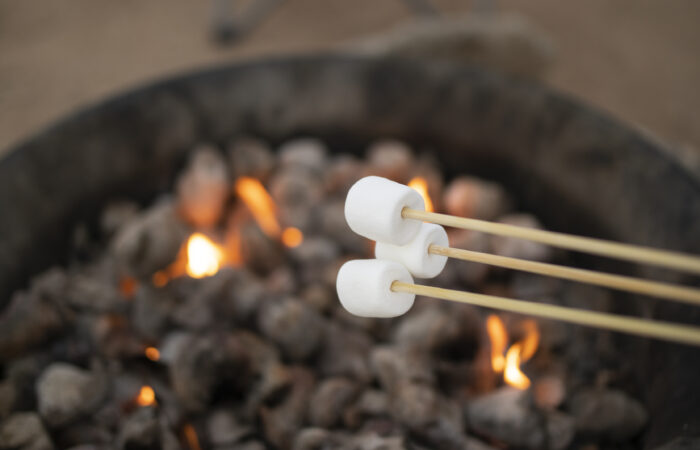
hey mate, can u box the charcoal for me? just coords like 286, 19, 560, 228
36, 363, 108, 428
278, 138, 327, 174
206, 409, 254, 446
292, 428, 339, 450
0, 382, 15, 420
64, 272, 124, 314
116, 407, 160, 450
466, 387, 545, 449
318, 314, 374, 383
100, 201, 140, 237
349, 432, 407, 450
176, 145, 229, 228
317, 199, 366, 253
443, 176, 510, 221
370, 346, 434, 390
448, 230, 491, 286
569, 388, 648, 442
257, 298, 325, 362
533, 374, 566, 410
239, 222, 284, 274
269, 168, 324, 230
365, 140, 414, 183
299, 284, 334, 313
228, 137, 275, 180
0, 269, 73, 359
309, 377, 360, 428
491, 214, 552, 262
392, 306, 461, 353
652, 437, 700, 450
111, 199, 189, 278
344, 389, 391, 429
324, 154, 363, 195
0, 412, 54, 450
288, 237, 340, 285
131, 286, 177, 340
259, 367, 315, 449
546, 411, 575, 450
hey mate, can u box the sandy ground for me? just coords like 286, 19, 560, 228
1, 0, 699, 155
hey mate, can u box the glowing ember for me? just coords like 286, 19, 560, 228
281, 226, 304, 248
144, 347, 160, 361
504, 343, 531, 390
235, 176, 281, 238
182, 423, 202, 450
119, 276, 138, 299
186, 233, 224, 278
408, 176, 435, 212
486, 314, 508, 372
136, 385, 156, 406
152, 271, 169, 287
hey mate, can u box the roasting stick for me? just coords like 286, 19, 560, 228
403, 208, 700, 275
429, 245, 700, 306
391, 281, 700, 347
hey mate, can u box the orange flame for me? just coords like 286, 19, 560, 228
186, 233, 224, 278
182, 423, 202, 450
486, 314, 508, 372
234, 176, 304, 248
145, 347, 160, 361
503, 319, 540, 390
136, 385, 156, 406
408, 177, 435, 212
119, 276, 138, 299
486, 315, 540, 390
235, 177, 281, 238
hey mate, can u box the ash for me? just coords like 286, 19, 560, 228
0, 139, 647, 450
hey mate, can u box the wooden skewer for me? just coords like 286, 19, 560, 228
391, 281, 700, 347
403, 208, 700, 275
429, 245, 700, 306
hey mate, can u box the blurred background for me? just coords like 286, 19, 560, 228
1, 0, 700, 161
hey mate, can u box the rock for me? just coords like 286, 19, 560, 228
443, 176, 510, 221
309, 378, 360, 428
318, 323, 373, 383
131, 285, 177, 340
0, 382, 15, 420
393, 307, 460, 353
652, 437, 700, 450
390, 381, 440, 429
176, 145, 229, 228
491, 214, 552, 262
344, 389, 391, 429
318, 199, 366, 253
365, 140, 414, 183
546, 411, 575, 450
269, 168, 324, 230
238, 221, 284, 275
289, 237, 341, 286
228, 137, 275, 180
447, 229, 491, 286
349, 432, 406, 450
278, 138, 327, 173
0, 413, 53, 450
100, 201, 139, 237
64, 273, 123, 313
258, 298, 325, 362
111, 199, 189, 278
569, 388, 648, 442
36, 363, 107, 428
466, 387, 545, 449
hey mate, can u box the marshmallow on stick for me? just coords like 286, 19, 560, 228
375, 222, 448, 279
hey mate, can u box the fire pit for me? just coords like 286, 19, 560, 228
0, 55, 699, 449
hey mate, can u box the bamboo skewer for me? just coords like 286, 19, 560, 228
403, 208, 700, 275
391, 281, 700, 347
429, 245, 700, 306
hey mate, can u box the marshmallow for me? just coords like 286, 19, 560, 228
344, 176, 424, 246
375, 223, 448, 279
336, 259, 415, 318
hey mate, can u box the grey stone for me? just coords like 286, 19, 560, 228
0, 413, 53, 450
570, 388, 648, 441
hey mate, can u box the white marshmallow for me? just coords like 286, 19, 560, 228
344, 176, 424, 246
336, 259, 415, 318
375, 223, 448, 279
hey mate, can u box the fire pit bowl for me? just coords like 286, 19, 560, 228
1, 55, 699, 448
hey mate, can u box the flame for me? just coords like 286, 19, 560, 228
152, 271, 169, 287
486, 315, 540, 390
145, 347, 160, 361
136, 385, 156, 406
504, 343, 531, 389
281, 226, 304, 248
119, 276, 138, 299
235, 177, 281, 238
486, 314, 508, 372
503, 319, 540, 390
408, 177, 435, 212
186, 233, 224, 278
182, 423, 202, 450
